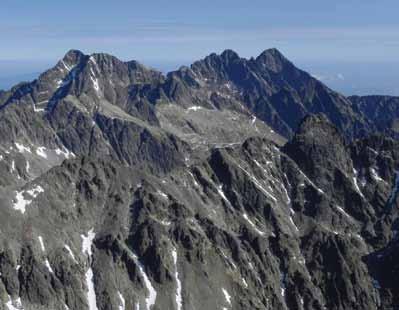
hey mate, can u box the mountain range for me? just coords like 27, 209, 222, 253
0, 48, 398, 310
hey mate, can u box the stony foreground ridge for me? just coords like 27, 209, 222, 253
0, 49, 398, 309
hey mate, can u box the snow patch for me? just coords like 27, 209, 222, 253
118, 291, 126, 310
38, 236, 46, 252
11, 160, 20, 179
370, 168, 385, 183
85, 266, 98, 310
25, 161, 30, 175
6, 295, 24, 310
281, 182, 291, 205
61, 60, 72, 72
352, 168, 365, 198
187, 106, 203, 111
159, 219, 171, 226
36, 100, 48, 105
172, 247, 183, 310
298, 169, 325, 195
156, 190, 168, 200
56, 79, 69, 88
188, 171, 199, 188
289, 216, 299, 232
89, 56, 98, 67
222, 288, 232, 306
234, 161, 277, 202
55, 147, 76, 159
248, 262, 254, 270
33, 104, 46, 112
36, 146, 75, 159
280, 273, 287, 299
64, 245, 77, 263
89, 66, 100, 92
91, 75, 99, 92
217, 185, 231, 206
13, 186, 44, 214
243, 213, 265, 236
44, 259, 53, 273
25, 186, 44, 197
81, 229, 96, 257
81, 229, 98, 310
253, 159, 270, 176
335, 205, 352, 220
10, 160, 16, 173
220, 250, 237, 270
14, 143, 31, 154
128, 251, 157, 310
36, 147, 48, 159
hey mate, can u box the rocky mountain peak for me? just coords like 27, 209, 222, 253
1, 47, 399, 310
295, 113, 342, 140
189, 49, 245, 83
220, 49, 240, 62
61, 49, 86, 66
255, 48, 290, 73
283, 113, 353, 189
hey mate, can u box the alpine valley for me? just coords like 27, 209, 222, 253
0, 48, 399, 310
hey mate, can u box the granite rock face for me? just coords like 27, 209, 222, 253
0, 49, 399, 310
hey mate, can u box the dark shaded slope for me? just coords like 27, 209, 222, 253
350, 95, 399, 138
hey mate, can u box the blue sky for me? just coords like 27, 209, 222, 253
1, 0, 399, 94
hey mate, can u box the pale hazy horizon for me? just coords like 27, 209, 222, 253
1, 0, 399, 95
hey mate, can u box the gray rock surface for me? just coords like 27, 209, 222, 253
0, 49, 398, 310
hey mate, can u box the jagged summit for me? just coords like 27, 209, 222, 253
197, 47, 287, 66
257, 47, 286, 58
58, 50, 159, 76
61, 49, 86, 62
255, 48, 291, 73
294, 113, 342, 139
0, 47, 393, 144
283, 113, 352, 186
220, 49, 241, 62
1, 47, 395, 142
